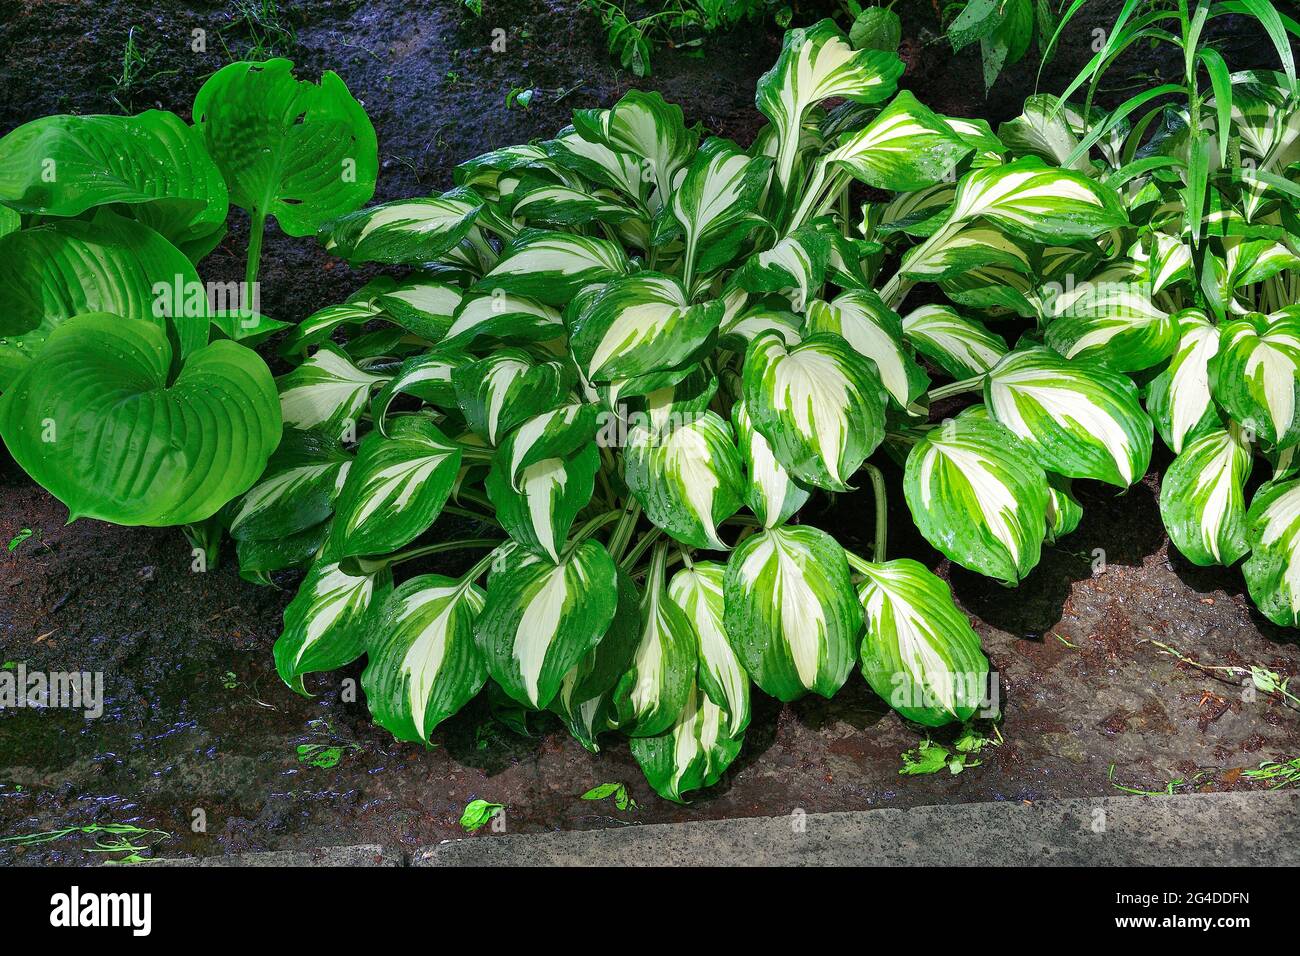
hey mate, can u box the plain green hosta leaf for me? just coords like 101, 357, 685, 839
487, 442, 600, 562
742, 331, 886, 491
901, 305, 1007, 379
996, 94, 1089, 171
825, 91, 972, 192
1045, 474, 1084, 544
730, 224, 829, 311
630, 680, 744, 804
755, 19, 903, 193
477, 540, 619, 709
441, 291, 563, 349
193, 58, 377, 236
229, 429, 351, 541
277, 344, 390, 440
1242, 479, 1300, 627
1044, 270, 1177, 371
944, 157, 1128, 244
1159, 426, 1253, 567
614, 547, 699, 736
904, 410, 1049, 585
362, 573, 487, 743
667, 137, 773, 280
850, 6, 902, 51
0, 314, 278, 526
496, 403, 601, 487
472, 229, 630, 306
0, 211, 207, 370
1209, 315, 1300, 449
1146, 311, 1221, 454
452, 348, 572, 445
370, 349, 464, 432
624, 411, 744, 550
575, 90, 697, 203
985, 347, 1153, 488
324, 189, 483, 265
806, 291, 930, 410
236, 521, 329, 580
734, 400, 810, 529
209, 309, 290, 347
668, 562, 750, 736
568, 274, 723, 385
0, 205, 17, 238
273, 560, 392, 693
326, 416, 462, 559
0, 110, 228, 246
723, 524, 861, 701
857, 559, 989, 727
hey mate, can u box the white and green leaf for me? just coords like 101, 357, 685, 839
629, 680, 744, 804
1209, 315, 1300, 449
668, 562, 750, 736
806, 290, 930, 410
1159, 426, 1253, 567
486, 443, 600, 562
277, 344, 390, 440
472, 228, 631, 305
1243, 479, 1300, 627
734, 399, 810, 529
274, 560, 391, 693
901, 304, 1007, 379
1146, 311, 1222, 454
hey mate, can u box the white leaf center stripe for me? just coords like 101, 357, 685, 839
861, 578, 957, 713
397, 583, 461, 733
741, 534, 825, 688
231, 462, 336, 529
630, 599, 672, 716
1169, 322, 1219, 451
772, 350, 854, 485
1245, 339, 1298, 439
346, 449, 454, 530
298, 566, 373, 666
521, 458, 566, 558
1259, 486, 1300, 609
1191, 435, 1242, 563
513, 563, 570, 706
920, 442, 1024, 565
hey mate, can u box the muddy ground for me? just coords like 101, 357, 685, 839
1, 1, 1298, 864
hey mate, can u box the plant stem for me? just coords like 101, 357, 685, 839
863, 461, 887, 563
620, 527, 663, 570
245, 210, 266, 289
607, 499, 642, 562
926, 374, 987, 402
564, 509, 622, 558
380, 537, 505, 570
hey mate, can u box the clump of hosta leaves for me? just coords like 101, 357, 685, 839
233, 15, 1296, 802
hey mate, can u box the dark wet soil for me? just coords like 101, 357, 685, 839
2, 1, 1298, 864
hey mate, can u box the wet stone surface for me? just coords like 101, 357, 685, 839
1, 1, 1298, 862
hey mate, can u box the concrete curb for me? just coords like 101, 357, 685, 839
145, 844, 399, 867
415, 791, 1299, 867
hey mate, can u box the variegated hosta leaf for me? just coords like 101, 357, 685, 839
471, 228, 631, 306
1133, 231, 1192, 294
734, 400, 809, 529
1224, 239, 1300, 299
509, 178, 642, 227
1044, 272, 1176, 372
820, 224, 880, 290
277, 344, 390, 440
1146, 311, 1221, 454
718, 304, 803, 352
326, 416, 462, 559
1045, 474, 1084, 544
742, 331, 887, 491
498, 402, 601, 487
476, 539, 620, 709
941, 261, 1043, 318
730, 223, 829, 310
568, 273, 723, 384
1209, 315, 1300, 449
629, 680, 744, 804
362, 574, 487, 743
667, 137, 773, 279
624, 410, 744, 550
899, 222, 1033, 282
486, 443, 600, 562
452, 348, 572, 445
755, 19, 903, 193
323, 188, 482, 264
542, 127, 649, 205
613, 547, 698, 736
668, 562, 751, 736
372, 277, 464, 341
1159, 426, 1253, 567
1243, 479, 1300, 627
806, 290, 929, 410
722, 524, 861, 701
230, 429, 351, 541
274, 560, 391, 693
901, 304, 1007, 379
945, 157, 1128, 243
904, 411, 1049, 585
996, 94, 1089, 171
278, 300, 382, 355
440, 292, 563, 349
575, 90, 697, 203
825, 90, 971, 191
985, 347, 1153, 488
453, 143, 549, 200
370, 348, 463, 433
874, 182, 955, 237
857, 559, 989, 727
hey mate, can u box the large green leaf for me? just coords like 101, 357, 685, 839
1209, 315, 1300, 449
0, 314, 278, 526
904, 410, 1049, 585
361, 573, 487, 743
985, 347, 1153, 487
193, 59, 376, 236
668, 562, 750, 736
1146, 311, 1221, 454
323, 188, 483, 265
274, 560, 391, 693
1243, 478, 1300, 627
722, 524, 861, 701
326, 416, 462, 559
857, 559, 989, 726
629, 680, 744, 803
742, 331, 886, 491
0, 110, 228, 246
624, 410, 744, 550
476, 540, 620, 708
1159, 426, 1253, 567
